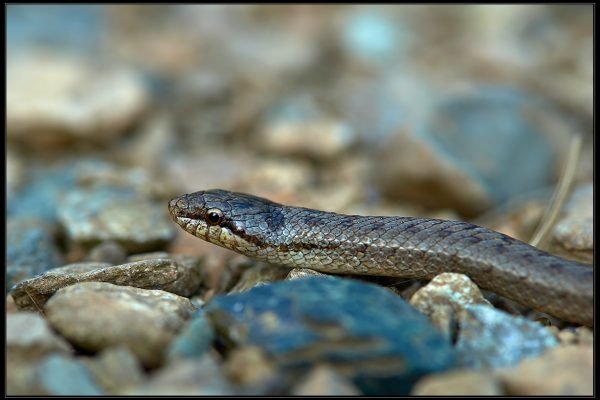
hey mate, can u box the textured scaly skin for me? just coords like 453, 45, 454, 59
169, 189, 593, 327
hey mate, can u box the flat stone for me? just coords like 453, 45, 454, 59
44, 282, 195, 367
411, 369, 502, 395
292, 364, 362, 396
57, 187, 176, 252
7, 217, 63, 292
11, 256, 204, 311
456, 304, 558, 369
205, 276, 456, 395
497, 345, 592, 395
410, 273, 492, 340
7, 54, 147, 149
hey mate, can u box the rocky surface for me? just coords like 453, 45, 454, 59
44, 282, 196, 367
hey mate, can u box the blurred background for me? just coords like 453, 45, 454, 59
7, 4, 593, 272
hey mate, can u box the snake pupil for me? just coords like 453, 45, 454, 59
206, 209, 223, 225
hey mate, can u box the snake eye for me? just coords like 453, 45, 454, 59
205, 208, 224, 226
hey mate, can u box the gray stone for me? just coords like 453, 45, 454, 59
44, 282, 195, 367
456, 304, 558, 369
36, 353, 104, 395
7, 217, 63, 292
11, 255, 204, 311
84, 346, 145, 394
205, 276, 456, 395
168, 310, 215, 360
57, 187, 176, 252
7, 312, 72, 360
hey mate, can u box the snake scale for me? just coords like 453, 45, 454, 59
168, 189, 593, 327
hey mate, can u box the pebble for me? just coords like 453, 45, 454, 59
556, 326, 593, 346
411, 369, 502, 396
223, 346, 277, 391
7, 54, 147, 149
87, 241, 127, 265
125, 355, 233, 395
44, 282, 195, 367
497, 345, 592, 395
286, 268, 330, 280
229, 262, 291, 293
36, 353, 105, 395
83, 346, 145, 394
205, 276, 456, 395
292, 364, 362, 396
168, 310, 215, 360
57, 187, 176, 253
11, 256, 204, 310
375, 86, 564, 216
550, 182, 593, 263
455, 304, 558, 369
7, 217, 63, 292
409, 273, 492, 340
7, 312, 72, 360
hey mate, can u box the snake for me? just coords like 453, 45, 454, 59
168, 189, 593, 327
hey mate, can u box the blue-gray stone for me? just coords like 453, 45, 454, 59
455, 304, 559, 369
205, 276, 456, 395
168, 310, 215, 360
7, 217, 63, 292
37, 354, 104, 395
419, 86, 557, 205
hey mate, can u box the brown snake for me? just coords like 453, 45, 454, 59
168, 189, 593, 327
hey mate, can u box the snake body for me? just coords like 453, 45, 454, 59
168, 189, 593, 326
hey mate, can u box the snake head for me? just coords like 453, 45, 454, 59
168, 189, 280, 254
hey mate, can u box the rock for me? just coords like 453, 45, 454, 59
168, 310, 215, 360
7, 217, 63, 292
83, 346, 145, 394
57, 187, 176, 252
127, 251, 171, 262
556, 326, 593, 346
240, 159, 315, 196
35, 353, 104, 395
223, 346, 277, 391
258, 94, 354, 160
7, 54, 147, 149
550, 182, 593, 263
7, 312, 72, 360
292, 364, 362, 396
411, 369, 503, 395
11, 256, 204, 310
229, 262, 291, 293
455, 304, 558, 369
205, 276, 456, 395
375, 86, 567, 216
87, 241, 127, 265
125, 355, 233, 395
286, 268, 330, 280
44, 282, 195, 367
497, 345, 592, 395
409, 273, 492, 340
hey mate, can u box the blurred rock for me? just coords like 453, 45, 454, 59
223, 346, 277, 391
205, 276, 456, 395
87, 241, 127, 265
7, 217, 63, 292
292, 364, 362, 396
83, 346, 145, 394
240, 159, 315, 196
35, 354, 105, 395
12, 256, 204, 310
410, 273, 492, 340
375, 86, 568, 216
456, 304, 558, 369
168, 310, 215, 360
7, 312, 72, 360
7, 54, 147, 150
44, 282, 195, 367
556, 326, 593, 346
57, 187, 176, 252
125, 354, 233, 395
549, 182, 593, 263
497, 345, 592, 395
229, 262, 291, 294
286, 268, 329, 280
411, 369, 502, 396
